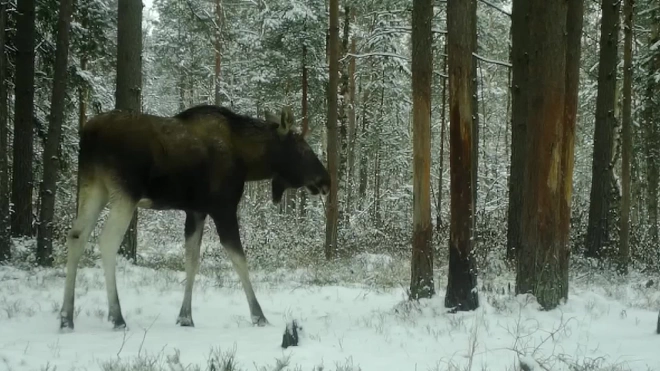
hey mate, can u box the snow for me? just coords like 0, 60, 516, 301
1, 257, 659, 371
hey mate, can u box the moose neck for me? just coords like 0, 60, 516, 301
230, 132, 281, 182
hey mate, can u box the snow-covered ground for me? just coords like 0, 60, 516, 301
1, 254, 659, 371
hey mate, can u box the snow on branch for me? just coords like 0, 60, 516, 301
473, 53, 512, 68
340, 52, 409, 62
478, 0, 511, 17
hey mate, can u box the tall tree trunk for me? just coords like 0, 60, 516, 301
115, 0, 143, 262
585, 0, 621, 259
358, 88, 369, 199
0, 0, 9, 261
561, 0, 584, 286
11, 0, 37, 237
324, 0, 340, 260
339, 6, 350, 190
76, 57, 87, 215
506, 0, 530, 262
644, 1, 660, 247
515, 0, 572, 310
436, 41, 447, 231
446, 0, 479, 311
299, 38, 309, 218
214, 0, 222, 105
345, 37, 357, 218
409, 0, 434, 300
36, 0, 74, 267
619, 0, 634, 274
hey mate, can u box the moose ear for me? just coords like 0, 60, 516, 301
277, 106, 296, 136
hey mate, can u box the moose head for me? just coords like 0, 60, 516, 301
265, 107, 330, 203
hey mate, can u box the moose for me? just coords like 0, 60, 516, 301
59, 104, 330, 331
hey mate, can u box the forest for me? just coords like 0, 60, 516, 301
1, 0, 660, 369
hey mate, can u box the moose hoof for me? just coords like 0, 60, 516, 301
59, 315, 74, 332
252, 315, 269, 327
109, 315, 127, 330
177, 316, 195, 327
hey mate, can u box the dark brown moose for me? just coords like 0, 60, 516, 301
59, 104, 330, 331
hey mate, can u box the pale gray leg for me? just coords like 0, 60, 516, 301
177, 212, 206, 327
60, 184, 107, 330
97, 197, 136, 329
212, 211, 267, 326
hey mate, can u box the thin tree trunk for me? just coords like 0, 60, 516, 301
409, 0, 434, 300
506, 0, 529, 262
324, 0, 340, 260
36, 0, 74, 267
436, 41, 447, 231
515, 0, 572, 310
358, 88, 369, 199
346, 37, 357, 218
11, 0, 37, 237
619, 0, 634, 274
76, 57, 87, 215
299, 38, 309, 218
560, 0, 584, 288
585, 0, 621, 259
644, 2, 660, 247
0, 0, 9, 261
446, 0, 479, 311
115, 0, 143, 262
214, 0, 222, 106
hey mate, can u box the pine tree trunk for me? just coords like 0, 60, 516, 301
76, 58, 87, 215
515, 0, 573, 310
115, 0, 143, 262
644, 2, 660, 247
409, 0, 434, 300
446, 0, 479, 311
214, 0, 222, 106
506, 0, 530, 262
0, 0, 9, 261
345, 37, 357, 219
436, 41, 447, 231
299, 39, 309, 218
585, 0, 621, 259
36, 0, 74, 267
324, 0, 340, 260
561, 0, 584, 285
619, 0, 634, 274
11, 0, 37, 238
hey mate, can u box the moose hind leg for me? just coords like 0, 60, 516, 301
98, 197, 136, 329
177, 212, 206, 327
60, 184, 107, 330
213, 213, 268, 326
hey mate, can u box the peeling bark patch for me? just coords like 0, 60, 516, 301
547, 144, 559, 194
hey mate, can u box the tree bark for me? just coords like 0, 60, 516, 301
345, 37, 357, 219
515, 0, 571, 310
36, 0, 74, 267
585, 0, 621, 259
0, 0, 9, 261
324, 0, 340, 260
436, 41, 447, 231
409, 0, 434, 300
299, 38, 309, 218
506, 0, 529, 262
644, 0, 660, 247
560, 0, 584, 288
446, 0, 479, 311
11, 0, 37, 237
115, 0, 143, 262
76, 57, 88, 215
619, 0, 634, 274
214, 0, 222, 106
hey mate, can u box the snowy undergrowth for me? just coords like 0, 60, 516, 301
1, 247, 660, 371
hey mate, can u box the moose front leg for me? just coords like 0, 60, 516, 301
212, 211, 268, 326
177, 211, 206, 327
